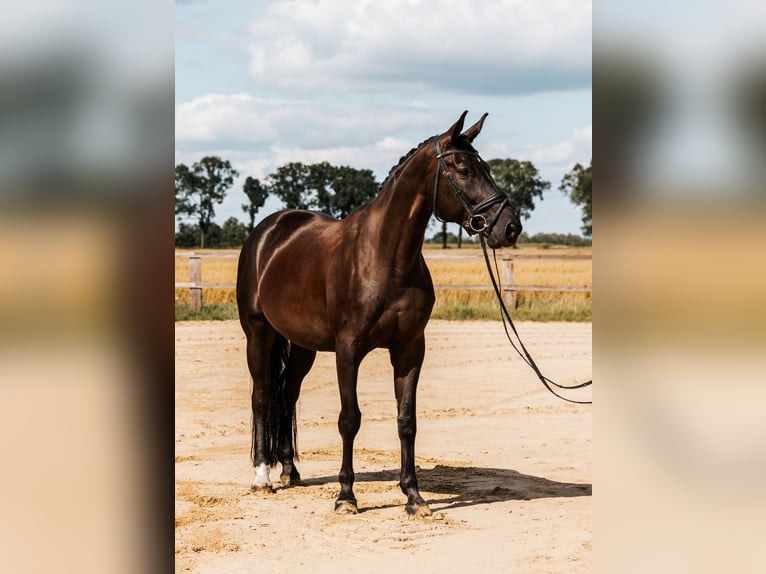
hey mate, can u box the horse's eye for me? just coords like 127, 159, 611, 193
457, 169, 471, 178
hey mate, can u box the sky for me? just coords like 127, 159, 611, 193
175, 0, 592, 236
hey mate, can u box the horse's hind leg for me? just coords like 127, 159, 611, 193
243, 318, 277, 493
278, 344, 316, 487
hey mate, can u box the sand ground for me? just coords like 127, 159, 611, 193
175, 320, 591, 573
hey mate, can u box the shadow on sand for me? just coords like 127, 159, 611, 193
301, 464, 591, 512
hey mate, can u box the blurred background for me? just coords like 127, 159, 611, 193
595, 1, 766, 572
1, 0, 765, 572
0, 1, 173, 573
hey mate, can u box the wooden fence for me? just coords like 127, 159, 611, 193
175, 251, 592, 312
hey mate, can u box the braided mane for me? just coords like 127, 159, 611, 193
377, 135, 437, 193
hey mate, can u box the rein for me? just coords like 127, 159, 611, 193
479, 236, 593, 404
429, 134, 591, 404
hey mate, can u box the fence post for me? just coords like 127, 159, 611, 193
189, 254, 201, 312
502, 255, 517, 309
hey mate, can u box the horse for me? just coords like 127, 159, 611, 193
236, 111, 522, 516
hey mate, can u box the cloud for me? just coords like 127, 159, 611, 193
176, 92, 591, 189
175, 92, 452, 151
510, 123, 591, 183
247, 0, 591, 96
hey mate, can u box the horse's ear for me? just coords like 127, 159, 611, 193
446, 110, 469, 143
462, 112, 489, 143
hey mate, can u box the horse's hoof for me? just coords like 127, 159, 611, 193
251, 483, 275, 494
406, 503, 432, 519
280, 474, 303, 487
334, 500, 359, 515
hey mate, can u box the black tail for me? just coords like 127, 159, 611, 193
260, 334, 298, 466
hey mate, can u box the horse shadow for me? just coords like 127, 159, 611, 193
301, 464, 591, 512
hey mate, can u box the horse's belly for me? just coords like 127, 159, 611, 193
258, 274, 335, 351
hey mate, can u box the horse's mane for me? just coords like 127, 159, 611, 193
377, 135, 437, 193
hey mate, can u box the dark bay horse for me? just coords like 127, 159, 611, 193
236, 111, 521, 516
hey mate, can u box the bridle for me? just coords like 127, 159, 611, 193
432, 135, 511, 237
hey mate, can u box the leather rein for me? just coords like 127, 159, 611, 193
479, 236, 593, 404
429, 135, 592, 404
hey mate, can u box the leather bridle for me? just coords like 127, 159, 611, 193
432, 135, 510, 237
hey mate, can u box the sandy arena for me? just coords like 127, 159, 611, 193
175, 320, 591, 573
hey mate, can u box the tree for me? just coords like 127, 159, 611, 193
175, 222, 199, 248
205, 222, 223, 247
175, 156, 239, 248
241, 176, 268, 232
428, 228, 460, 245
560, 160, 592, 237
220, 216, 250, 247
517, 232, 592, 246
266, 161, 378, 219
267, 162, 314, 210
487, 159, 550, 220
324, 165, 378, 219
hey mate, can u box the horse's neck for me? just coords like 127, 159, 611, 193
359, 150, 433, 274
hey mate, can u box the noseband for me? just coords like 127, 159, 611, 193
432, 136, 510, 236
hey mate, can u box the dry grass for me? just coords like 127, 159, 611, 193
175, 246, 592, 321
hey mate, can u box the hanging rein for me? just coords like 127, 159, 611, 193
431, 136, 592, 405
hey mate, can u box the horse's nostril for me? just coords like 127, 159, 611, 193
505, 223, 516, 240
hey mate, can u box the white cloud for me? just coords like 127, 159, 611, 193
175, 92, 450, 151
247, 0, 591, 95
519, 123, 591, 168
174, 0, 591, 234
175, 93, 293, 144
176, 92, 591, 193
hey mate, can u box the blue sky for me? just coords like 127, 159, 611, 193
175, 0, 592, 236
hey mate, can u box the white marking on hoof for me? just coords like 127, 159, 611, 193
252, 463, 272, 490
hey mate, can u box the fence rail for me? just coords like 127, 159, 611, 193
175, 250, 592, 312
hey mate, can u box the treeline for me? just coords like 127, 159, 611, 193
176, 155, 592, 248
175, 157, 378, 248
175, 218, 250, 248
425, 231, 591, 246
517, 232, 592, 246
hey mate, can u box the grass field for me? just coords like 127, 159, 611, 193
175, 244, 591, 321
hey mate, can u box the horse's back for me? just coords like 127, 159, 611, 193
239, 208, 336, 277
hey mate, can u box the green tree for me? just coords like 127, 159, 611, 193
306, 161, 335, 213
175, 222, 199, 248
560, 160, 592, 237
241, 176, 268, 232
487, 159, 551, 220
220, 216, 250, 247
428, 228, 459, 245
267, 162, 314, 210
324, 165, 378, 219
517, 232, 591, 246
175, 156, 239, 248
267, 161, 378, 219
205, 222, 223, 247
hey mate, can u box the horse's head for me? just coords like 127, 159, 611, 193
432, 111, 522, 248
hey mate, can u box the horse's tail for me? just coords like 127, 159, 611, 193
253, 333, 298, 466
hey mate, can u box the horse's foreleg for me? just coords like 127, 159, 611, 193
334, 344, 362, 514
390, 336, 431, 517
